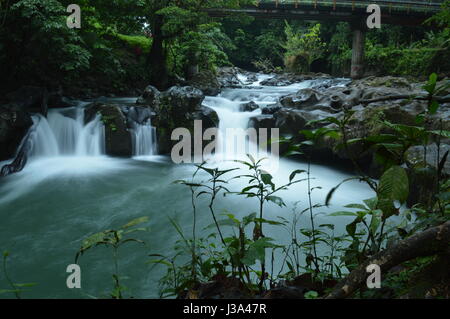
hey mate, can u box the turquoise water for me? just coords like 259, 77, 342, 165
0, 154, 373, 298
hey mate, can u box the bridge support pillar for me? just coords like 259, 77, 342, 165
350, 27, 365, 79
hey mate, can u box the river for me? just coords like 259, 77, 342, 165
0, 75, 374, 298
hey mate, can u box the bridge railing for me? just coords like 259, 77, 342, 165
247, 0, 443, 13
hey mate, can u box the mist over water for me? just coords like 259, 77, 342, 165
0, 74, 373, 298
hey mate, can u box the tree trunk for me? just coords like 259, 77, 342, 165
148, 15, 169, 90
350, 27, 365, 79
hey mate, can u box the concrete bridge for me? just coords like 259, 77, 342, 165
206, 0, 444, 78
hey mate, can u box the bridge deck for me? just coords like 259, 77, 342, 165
207, 0, 444, 25
237, 0, 442, 12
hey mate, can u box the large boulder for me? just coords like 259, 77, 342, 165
406, 144, 450, 177
0, 105, 33, 161
85, 102, 132, 157
240, 101, 259, 112
217, 67, 242, 88
280, 88, 322, 108
120, 105, 156, 127
273, 109, 309, 135
261, 104, 281, 115
279, 87, 360, 113
136, 85, 161, 107
158, 86, 204, 115
248, 114, 276, 131
195, 105, 219, 129
153, 86, 218, 154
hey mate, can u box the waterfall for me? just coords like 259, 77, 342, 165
203, 96, 258, 161
28, 107, 105, 158
202, 73, 337, 171
131, 120, 157, 156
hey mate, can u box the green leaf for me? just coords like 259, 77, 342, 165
242, 237, 275, 266
284, 150, 304, 157
329, 211, 357, 217
304, 290, 319, 299
369, 210, 382, 234
378, 143, 403, 151
346, 218, 360, 238
261, 172, 274, 187
289, 169, 306, 182
196, 165, 216, 176
346, 138, 364, 145
266, 195, 286, 207
377, 165, 409, 218
14, 283, 37, 288
363, 197, 378, 210
428, 100, 439, 114
242, 212, 257, 226
319, 224, 335, 230
344, 203, 368, 210
146, 259, 172, 267
254, 217, 284, 226
415, 113, 426, 125
80, 231, 110, 250
241, 185, 259, 193
205, 218, 238, 229
247, 154, 256, 165
423, 73, 437, 94
429, 130, 450, 139
121, 216, 149, 229
325, 177, 359, 206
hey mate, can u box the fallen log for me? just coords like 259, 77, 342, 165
325, 220, 450, 299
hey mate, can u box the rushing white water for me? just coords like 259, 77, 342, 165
29, 106, 105, 158
202, 74, 349, 172
131, 120, 157, 156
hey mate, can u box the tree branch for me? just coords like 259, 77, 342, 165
325, 221, 450, 299
360, 94, 450, 105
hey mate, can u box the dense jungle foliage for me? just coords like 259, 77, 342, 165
1, 0, 449, 95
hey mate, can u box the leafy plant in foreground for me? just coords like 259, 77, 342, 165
0, 251, 36, 299
75, 216, 149, 299
233, 155, 305, 290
